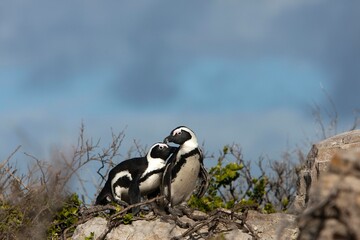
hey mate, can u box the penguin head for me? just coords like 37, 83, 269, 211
163, 126, 198, 146
147, 142, 176, 160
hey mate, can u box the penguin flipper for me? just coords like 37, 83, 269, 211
161, 157, 175, 206
129, 175, 141, 214
196, 163, 209, 198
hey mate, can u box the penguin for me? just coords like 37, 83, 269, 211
95, 142, 176, 208
162, 126, 209, 207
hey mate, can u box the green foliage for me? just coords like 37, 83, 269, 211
85, 232, 95, 240
281, 197, 289, 210
236, 199, 258, 210
247, 177, 267, 204
263, 203, 276, 214
113, 202, 123, 212
188, 194, 224, 212
122, 213, 133, 225
0, 201, 24, 234
189, 145, 279, 214
47, 193, 82, 238
211, 162, 243, 187
211, 147, 243, 189
189, 147, 244, 211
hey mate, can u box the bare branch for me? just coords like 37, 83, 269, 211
0, 145, 21, 169
1, 146, 30, 192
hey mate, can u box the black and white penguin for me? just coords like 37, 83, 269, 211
95, 142, 176, 207
162, 126, 209, 207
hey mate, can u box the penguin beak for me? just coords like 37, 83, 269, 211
163, 135, 172, 144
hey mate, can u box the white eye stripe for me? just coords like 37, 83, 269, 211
173, 129, 182, 136
158, 143, 168, 149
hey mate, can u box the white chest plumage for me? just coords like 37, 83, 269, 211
139, 173, 162, 193
140, 157, 165, 193
141, 158, 165, 178
170, 152, 201, 206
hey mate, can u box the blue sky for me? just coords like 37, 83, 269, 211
1, 1, 359, 200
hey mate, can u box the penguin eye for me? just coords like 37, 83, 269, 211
177, 131, 182, 135
158, 145, 164, 150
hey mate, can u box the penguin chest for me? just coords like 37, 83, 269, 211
171, 154, 201, 205
139, 173, 162, 194
139, 159, 165, 194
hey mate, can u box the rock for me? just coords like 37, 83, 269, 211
72, 217, 108, 239
72, 210, 298, 240
292, 130, 360, 212
246, 210, 298, 240
297, 150, 360, 239
223, 229, 252, 240
106, 218, 186, 240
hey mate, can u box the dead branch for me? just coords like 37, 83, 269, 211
1, 146, 30, 192
0, 145, 21, 169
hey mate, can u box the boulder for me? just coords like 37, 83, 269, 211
292, 130, 360, 212
297, 150, 360, 239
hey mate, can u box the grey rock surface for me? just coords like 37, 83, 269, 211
297, 150, 360, 239
246, 210, 298, 240
72, 210, 297, 240
224, 229, 252, 240
292, 130, 360, 212
106, 218, 186, 240
72, 217, 108, 239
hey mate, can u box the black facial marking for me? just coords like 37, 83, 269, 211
166, 129, 192, 145
150, 144, 173, 160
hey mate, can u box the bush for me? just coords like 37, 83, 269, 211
48, 193, 82, 239
189, 144, 301, 213
0, 124, 124, 239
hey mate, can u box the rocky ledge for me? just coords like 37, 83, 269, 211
72, 210, 298, 240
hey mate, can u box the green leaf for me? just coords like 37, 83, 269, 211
85, 232, 95, 240
122, 213, 133, 225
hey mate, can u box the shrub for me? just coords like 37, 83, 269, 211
0, 124, 124, 239
48, 193, 82, 239
189, 144, 300, 213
